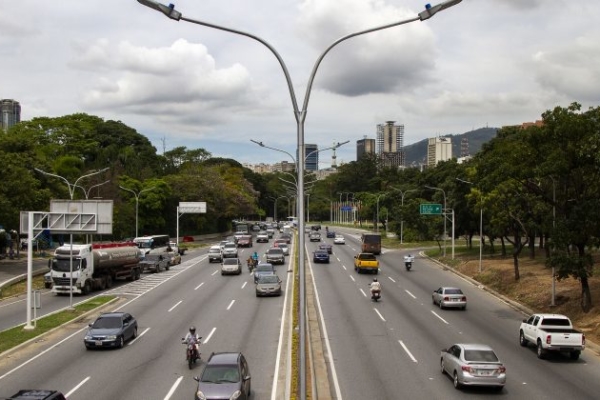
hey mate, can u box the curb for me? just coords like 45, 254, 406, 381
0, 295, 123, 359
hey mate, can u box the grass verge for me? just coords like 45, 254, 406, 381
0, 295, 115, 354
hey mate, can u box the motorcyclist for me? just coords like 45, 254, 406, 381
370, 278, 382, 296
252, 251, 259, 262
182, 326, 201, 358
404, 254, 414, 264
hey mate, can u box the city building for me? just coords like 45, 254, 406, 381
356, 137, 376, 160
376, 121, 405, 168
304, 144, 318, 171
427, 136, 453, 167
1, 99, 21, 132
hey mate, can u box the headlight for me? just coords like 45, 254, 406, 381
106, 335, 117, 340
195, 391, 206, 400
84, 335, 92, 340
230, 390, 242, 399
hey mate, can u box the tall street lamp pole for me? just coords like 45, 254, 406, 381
425, 185, 448, 258
136, 1, 463, 397
34, 167, 110, 312
376, 193, 385, 233
391, 188, 417, 244
456, 178, 483, 273
119, 185, 157, 238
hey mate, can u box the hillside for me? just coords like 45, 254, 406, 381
404, 127, 498, 166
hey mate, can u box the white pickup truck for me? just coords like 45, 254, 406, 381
519, 313, 585, 360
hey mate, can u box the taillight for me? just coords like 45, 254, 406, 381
582, 334, 586, 346
546, 335, 552, 345
443, 296, 449, 301
461, 365, 474, 373
498, 366, 506, 373
461, 296, 467, 301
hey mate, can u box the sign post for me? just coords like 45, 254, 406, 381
177, 202, 207, 245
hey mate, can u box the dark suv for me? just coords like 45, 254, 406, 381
194, 352, 251, 400
9, 390, 66, 400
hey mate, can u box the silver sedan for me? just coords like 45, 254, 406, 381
432, 286, 467, 310
440, 344, 506, 390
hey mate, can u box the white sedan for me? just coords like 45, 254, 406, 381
333, 235, 345, 244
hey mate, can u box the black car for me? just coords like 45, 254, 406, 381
9, 390, 66, 400
194, 352, 251, 400
313, 250, 330, 263
326, 230, 336, 238
84, 312, 138, 349
139, 253, 169, 273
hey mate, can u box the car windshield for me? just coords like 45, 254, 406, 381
256, 265, 274, 272
360, 254, 376, 260
201, 366, 240, 383
92, 316, 122, 329
268, 249, 283, 255
224, 244, 236, 249
223, 259, 238, 265
259, 275, 280, 284
209, 248, 220, 254
445, 288, 463, 295
145, 255, 161, 261
464, 349, 499, 362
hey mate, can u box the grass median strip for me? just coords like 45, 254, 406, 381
0, 295, 115, 354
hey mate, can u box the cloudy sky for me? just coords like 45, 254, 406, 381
2, 0, 599, 167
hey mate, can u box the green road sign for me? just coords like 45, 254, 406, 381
420, 203, 442, 215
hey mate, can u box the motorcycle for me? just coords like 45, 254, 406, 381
404, 256, 414, 271
182, 337, 202, 369
371, 289, 381, 302
247, 258, 258, 272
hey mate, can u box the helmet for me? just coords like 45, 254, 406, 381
373, 278, 378, 282
189, 326, 196, 334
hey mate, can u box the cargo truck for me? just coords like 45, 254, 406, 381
49, 243, 141, 295
361, 234, 381, 255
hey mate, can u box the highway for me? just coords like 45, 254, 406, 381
0, 241, 291, 400
3, 229, 600, 399
308, 227, 600, 399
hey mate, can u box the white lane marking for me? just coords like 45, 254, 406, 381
349, 275, 356, 282
306, 253, 343, 400
194, 282, 204, 291
168, 300, 182, 312
65, 376, 90, 398
399, 340, 418, 363
431, 310, 450, 324
271, 246, 294, 400
388, 277, 396, 283
374, 308, 386, 322
241, 282, 247, 289
227, 300, 236, 310
341, 264, 347, 270
129, 327, 150, 345
359, 288, 367, 297
211, 270, 219, 276
337, 257, 341, 262
405, 290, 416, 299
164, 376, 184, 400
203, 327, 216, 344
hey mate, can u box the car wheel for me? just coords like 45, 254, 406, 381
439, 301, 444, 310
132, 327, 138, 339
453, 371, 461, 389
493, 386, 504, 392
519, 330, 528, 347
432, 296, 436, 305
440, 358, 445, 375
462, 305, 467, 310
117, 336, 124, 349
536, 340, 546, 359
570, 351, 580, 360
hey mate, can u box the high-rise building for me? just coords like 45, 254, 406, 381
304, 144, 318, 171
376, 121, 405, 168
427, 136, 453, 167
1, 99, 21, 132
356, 136, 376, 160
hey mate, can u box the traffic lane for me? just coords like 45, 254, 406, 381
309, 253, 453, 399
369, 252, 600, 398
0, 252, 289, 399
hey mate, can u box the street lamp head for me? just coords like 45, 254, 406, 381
250, 139, 265, 147
137, 0, 182, 20
419, 0, 462, 21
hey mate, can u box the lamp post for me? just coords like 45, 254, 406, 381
456, 178, 483, 273
119, 185, 157, 238
269, 195, 286, 222
136, 1, 463, 397
376, 193, 385, 233
391, 188, 417, 244
34, 167, 110, 313
425, 185, 451, 258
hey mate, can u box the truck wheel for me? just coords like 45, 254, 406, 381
519, 330, 528, 347
82, 281, 91, 295
135, 269, 141, 280
44, 283, 52, 289
570, 351, 580, 360
105, 276, 113, 289
536, 341, 547, 359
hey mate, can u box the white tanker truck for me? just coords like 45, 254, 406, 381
49, 243, 141, 295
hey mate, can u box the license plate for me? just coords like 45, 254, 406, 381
95, 341, 103, 346
478, 370, 492, 376
452, 298, 460, 301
